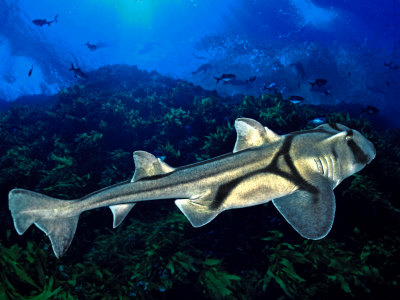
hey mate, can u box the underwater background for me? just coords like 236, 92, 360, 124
0, 0, 399, 299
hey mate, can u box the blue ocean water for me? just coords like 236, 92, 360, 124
1, 0, 399, 126
1, 1, 400, 299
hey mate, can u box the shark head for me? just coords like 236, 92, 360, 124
316, 123, 376, 182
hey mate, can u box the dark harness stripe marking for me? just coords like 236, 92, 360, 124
107, 128, 334, 203
347, 139, 369, 164
329, 123, 340, 131
137, 128, 332, 182
346, 130, 369, 164
210, 134, 318, 210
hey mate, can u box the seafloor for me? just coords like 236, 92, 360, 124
0, 65, 399, 299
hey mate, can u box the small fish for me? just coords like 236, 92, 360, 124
32, 14, 58, 27
362, 105, 379, 115
85, 42, 98, 51
28, 65, 33, 77
384, 61, 399, 70
323, 90, 331, 95
265, 82, 277, 90
309, 117, 327, 126
246, 76, 257, 83
214, 73, 236, 84
9, 118, 376, 258
287, 95, 305, 104
192, 64, 212, 75
69, 63, 88, 79
263, 83, 279, 93
310, 78, 327, 89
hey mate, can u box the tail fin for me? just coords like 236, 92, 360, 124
214, 76, 220, 83
54, 14, 59, 23
9, 189, 79, 258
69, 63, 74, 71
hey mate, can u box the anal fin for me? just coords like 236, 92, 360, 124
110, 203, 136, 228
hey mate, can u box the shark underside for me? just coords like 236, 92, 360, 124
9, 118, 376, 258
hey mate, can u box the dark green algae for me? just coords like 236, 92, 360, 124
0, 65, 399, 299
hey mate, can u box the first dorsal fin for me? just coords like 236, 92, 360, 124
233, 118, 281, 152
110, 150, 175, 228
264, 126, 281, 143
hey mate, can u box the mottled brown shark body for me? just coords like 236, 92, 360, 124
9, 118, 376, 258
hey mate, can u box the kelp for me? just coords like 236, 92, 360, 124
198, 258, 241, 300
0, 64, 399, 299
261, 230, 399, 299
0, 232, 73, 300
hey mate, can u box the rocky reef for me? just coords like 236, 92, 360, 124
0, 65, 399, 299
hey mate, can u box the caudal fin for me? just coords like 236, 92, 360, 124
9, 189, 79, 258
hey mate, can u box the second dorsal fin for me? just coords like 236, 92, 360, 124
132, 150, 175, 181
110, 150, 175, 228
233, 118, 281, 152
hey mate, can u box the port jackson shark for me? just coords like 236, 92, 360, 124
9, 118, 376, 258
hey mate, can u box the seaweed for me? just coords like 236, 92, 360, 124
0, 233, 72, 299
0, 65, 399, 299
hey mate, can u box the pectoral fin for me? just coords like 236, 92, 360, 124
272, 178, 335, 239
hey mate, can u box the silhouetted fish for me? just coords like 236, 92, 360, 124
69, 63, 88, 79
263, 82, 277, 91
309, 117, 327, 126
246, 76, 257, 83
28, 65, 33, 77
32, 15, 58, 27
214, 74, 236, 84
85, 42, 98, 51
384, 61, 399, 70
287, 95, 305, 104
362, 105, 379, 115
310, 78, 327, 89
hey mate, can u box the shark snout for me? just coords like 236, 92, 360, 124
366, 140, 376, 164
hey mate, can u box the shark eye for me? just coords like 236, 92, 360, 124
345, 130, 353, 141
